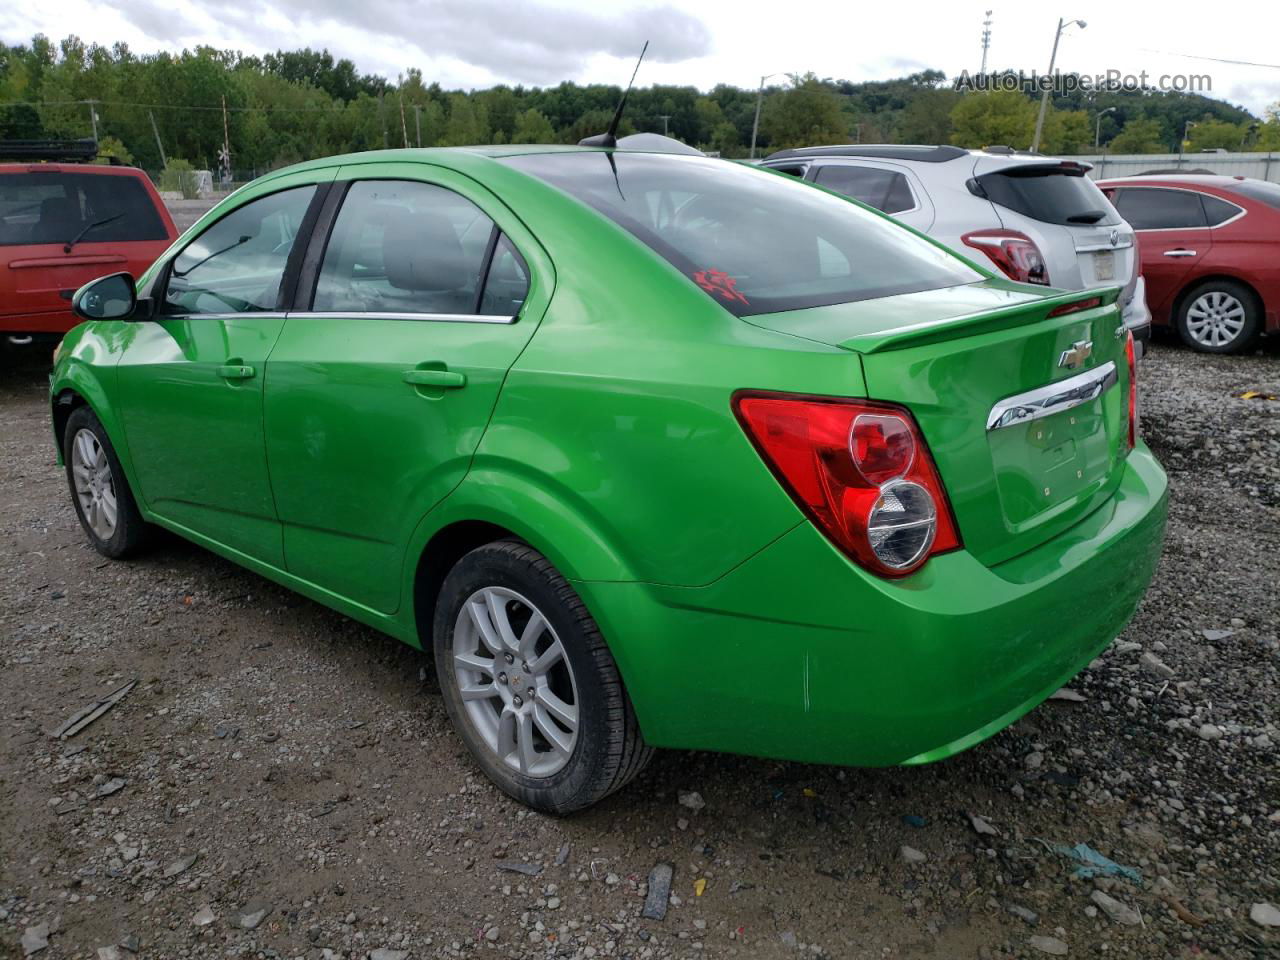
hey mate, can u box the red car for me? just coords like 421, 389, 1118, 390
1, 140, 177, 347
1097, 175, 1280, 353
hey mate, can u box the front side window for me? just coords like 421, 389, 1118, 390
313, 180, 511, 316
162, 185, 316, 316
813, 165, 916, 215
1112, 188, 1206, 230
503, 152, 979, 317
0, 172, 168, 247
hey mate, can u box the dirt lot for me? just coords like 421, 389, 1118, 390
1, 336, 1277, 960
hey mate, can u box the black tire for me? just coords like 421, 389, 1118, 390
1174, 279, 1262, 354
433, 540, 653, 814
63, 406, 152, 558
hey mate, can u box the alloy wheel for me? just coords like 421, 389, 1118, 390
452, 587, 580, 777
1185, 291, 1247, 348
71, 428, 118, 540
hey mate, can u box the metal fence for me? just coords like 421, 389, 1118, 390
1075, 152, 1280, 183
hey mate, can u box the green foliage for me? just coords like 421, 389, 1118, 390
159, 158, 199, 198
97, 134, 132, 164
0, 35, 1270, 171
949, 91, 1036, 149
760, 73, 849, 150
1108, 118, 1167, 154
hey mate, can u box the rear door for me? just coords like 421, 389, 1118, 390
263, 163, 551, 614
1108, 187, 1211, 319
807, 160, 935, 232
0, 167, 174, 327
972, 159, 1135, 296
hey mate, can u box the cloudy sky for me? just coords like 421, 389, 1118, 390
3, 0, 1278, 115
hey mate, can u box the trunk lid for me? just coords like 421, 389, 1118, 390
746, 279, 1131, 566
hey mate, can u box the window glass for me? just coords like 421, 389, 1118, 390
503, 152, 979, 317
163, 185, 315, 315
478, 234, 530, 316
0, 172, 168, 247
1112, 188, 1207, 230
976, 168, 1120, 226
813, 165, 916, 215
314, 180, 495, 315
1200, 193, 1241, 226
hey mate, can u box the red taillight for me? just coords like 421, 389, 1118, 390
1047, 295, 1103, 318
962, 229, 1050, 285
1125, 331, 1139, 449
734, 392, 961, 578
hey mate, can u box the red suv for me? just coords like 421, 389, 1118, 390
1, 140, 177, 347
1097, 175, 1280, 353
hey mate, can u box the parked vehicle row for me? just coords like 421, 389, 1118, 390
52, 143, 1166, 812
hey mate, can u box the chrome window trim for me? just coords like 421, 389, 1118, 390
286, 310, 517, 324
987, 361, 1118, 432
1111, 185, 1247, 232
160, 311, 290, 321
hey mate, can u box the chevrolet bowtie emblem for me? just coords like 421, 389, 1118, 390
1058, 340, 1093, 369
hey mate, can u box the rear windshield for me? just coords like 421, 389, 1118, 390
1230, 180, 1280, 211
976, 166, 1121, 227
0, 171, 168, 247
503, 152, 980, 317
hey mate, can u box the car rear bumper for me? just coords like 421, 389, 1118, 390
1121, 276, 1151, 346
582, 445, 1167, 767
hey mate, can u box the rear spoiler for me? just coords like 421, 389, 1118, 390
840, 286, 1123, 355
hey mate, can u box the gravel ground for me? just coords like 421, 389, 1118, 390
1, 335, 1277, 960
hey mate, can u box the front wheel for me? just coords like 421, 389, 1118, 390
63, 406, 152, 558
433, 540, 652, 814
1175, 280, 1262, 354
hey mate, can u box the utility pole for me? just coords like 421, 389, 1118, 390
750, 72, 780, 160
1095, 106, 1116, 149
414, 104, 422, 147
658, 114, 671, 136
148, 110, 167, 168
398, 94, 409, 148
85, 100, 99, 141
980, 11, 993, 75
1032, 17, 1086, 153
221, 95, 232, 183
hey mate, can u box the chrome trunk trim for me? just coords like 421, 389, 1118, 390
987, 361, 1118, 432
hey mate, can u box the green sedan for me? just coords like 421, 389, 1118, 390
51, 146, 1167, 813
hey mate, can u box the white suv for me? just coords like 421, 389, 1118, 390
760, 145, 1151, 341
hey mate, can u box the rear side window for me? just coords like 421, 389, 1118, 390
975, 167, 1120, 226
1230, 180, 1280, 210
313, 180, 521, 316
1200, 194, 1242, 226
1112, 188, 1206, 230
0, 172, 168, 246
813, 165, 916, 215
503, 152, 979, 317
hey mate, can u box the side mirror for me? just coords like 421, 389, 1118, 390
73, 272, 137, 322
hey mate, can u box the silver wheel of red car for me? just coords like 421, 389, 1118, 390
452, 586, 580, 777
1176, 280, 1261, 354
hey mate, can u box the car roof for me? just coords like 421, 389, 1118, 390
1095, 174, 1257, 190
763, 145, 970, 164
0, 161, 152, 176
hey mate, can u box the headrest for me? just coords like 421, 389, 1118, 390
382, 209, 470, 292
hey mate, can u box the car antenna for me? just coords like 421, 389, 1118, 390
579, 41, 648, 148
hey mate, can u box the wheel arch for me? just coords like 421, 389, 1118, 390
49, 364, 147, 511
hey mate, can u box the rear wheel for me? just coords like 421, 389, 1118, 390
63, 406, 151, 558
433, 540, 652, 813
1175, 279, 1261, 354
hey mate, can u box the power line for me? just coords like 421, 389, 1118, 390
1137, 49, 1280, 70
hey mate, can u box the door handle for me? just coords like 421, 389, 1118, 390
1162, 249, 1197, 257
403, 368, 466, 389
216, 363, 255, 380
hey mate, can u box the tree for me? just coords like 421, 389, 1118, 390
97, 135, 132, 164
439, 93, 488, 146
1042, 110, 1093, 155
1109, 118, 1166, 153
949, 91, 1037, 149
897, 89, 959, 144
759, 73, 848, 150
1186, 119, 1247, 151
511, 108, 556, 144
1259, 103, 1280, 150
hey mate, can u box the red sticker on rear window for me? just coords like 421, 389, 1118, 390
693, 269, 749, 306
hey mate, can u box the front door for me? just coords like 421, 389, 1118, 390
263, 165, 549, 614
115, 176, 328, 566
